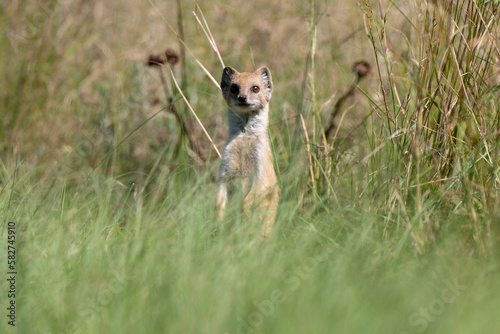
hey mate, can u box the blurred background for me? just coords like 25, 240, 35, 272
1, 1, 500, 333
1, 0, 381, 173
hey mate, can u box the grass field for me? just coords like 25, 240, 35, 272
1, 0, 500, 333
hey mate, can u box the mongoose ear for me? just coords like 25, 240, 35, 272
221, 67, 237, 92
257, 66, 273, 97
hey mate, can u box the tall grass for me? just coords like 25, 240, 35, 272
356, 0, 500, 251
1, 0, 500, 333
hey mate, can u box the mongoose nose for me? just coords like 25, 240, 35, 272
238, 95, 247, 103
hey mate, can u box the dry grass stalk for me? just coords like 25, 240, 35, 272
300, 114, 316, 189
193, 5, 225, 69
176, 0, 187, 89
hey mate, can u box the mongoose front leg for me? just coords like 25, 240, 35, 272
243, 186, 279, 239
216, 183, 228, 220
261, 188, 279, 239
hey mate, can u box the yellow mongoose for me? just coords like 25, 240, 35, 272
217, 66, 279, 238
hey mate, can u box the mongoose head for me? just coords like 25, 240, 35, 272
221, 66, 273, 113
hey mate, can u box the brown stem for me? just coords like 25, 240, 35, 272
157, 66, 206, 162
167, 97, 205, 162
323, 77, 360, 140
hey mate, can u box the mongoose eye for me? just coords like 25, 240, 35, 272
230, 84, 239, 94
251, 86, 260, 93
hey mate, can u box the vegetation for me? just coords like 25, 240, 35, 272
1, 0, 499, 333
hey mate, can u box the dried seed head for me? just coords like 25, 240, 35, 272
353, 60, 371, 79
147, 53, 165, 67
165, 48, 179, 66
